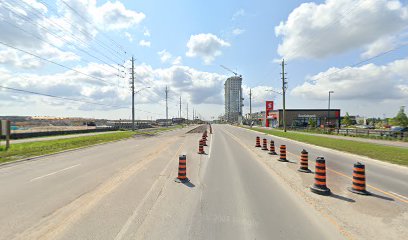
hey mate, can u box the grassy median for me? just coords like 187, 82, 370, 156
0, 126, 182, 164
246, 127, 408, 166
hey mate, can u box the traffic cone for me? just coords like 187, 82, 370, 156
278, 145, 288, 162
262, 138, 268, 150
201, 136, 208, 146
269, 140, 277, 155
310, 157, 331, 196
255, 136, 261, 147
175, 155, 189, 183
348, 162, 370, 195
198, 140, 205, 154
298, 149, 311, 173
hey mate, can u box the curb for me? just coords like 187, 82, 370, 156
239, 126, 408, 172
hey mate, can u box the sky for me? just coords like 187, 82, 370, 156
0, 0, 407, 120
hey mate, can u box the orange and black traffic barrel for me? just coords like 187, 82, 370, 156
278, 145, 288, 162
202, 136, 208, 146
255, 136, 261, 147
298, 149, 311, 173
198, 139, 205, 154
310, 157, 331, 196
262, 138, 268, 150
175, 155, 189, 183
269, 140, 277, 155
348, 162, 370, 195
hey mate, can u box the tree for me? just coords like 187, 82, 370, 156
392, 107, 408, 127
308, 118, 316, 128
341, 112, 352, 126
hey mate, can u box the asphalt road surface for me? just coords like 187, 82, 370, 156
1, 124, 406, 239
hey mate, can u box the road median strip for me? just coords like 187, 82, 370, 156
0, 126, 183, 164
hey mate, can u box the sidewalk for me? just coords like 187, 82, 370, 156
255, 127, 408, 148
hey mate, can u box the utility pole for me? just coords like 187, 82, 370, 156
249, 88, 252, 128
186, 103, 189, 121
165, 86, 169, 125
131, 56, 135, 131
179, 96, 182, 118
192, 108, 195, 121
281, 59, 287, 132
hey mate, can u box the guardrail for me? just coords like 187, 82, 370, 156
286, 127, 407, 141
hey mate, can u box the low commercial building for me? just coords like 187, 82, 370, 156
267, 109, 341, 128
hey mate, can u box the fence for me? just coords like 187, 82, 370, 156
287, 127, 407, 141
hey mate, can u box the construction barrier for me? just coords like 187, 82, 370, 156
298, 149, 311, 173
278, 145, 288, 162
310, 157, 331, 196
348, 162, 370, 195
198, 140, 205, 154
202, 136, 208, 146
175, 155, 189, 183
262, 138, 268, 150
268, 140, 277, 155
255, 136, 261, 147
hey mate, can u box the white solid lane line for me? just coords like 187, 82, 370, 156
29, 164, 81, 182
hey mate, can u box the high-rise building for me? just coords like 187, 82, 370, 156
224, 75, 243, 123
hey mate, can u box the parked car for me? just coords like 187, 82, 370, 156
382, 126, 408, 137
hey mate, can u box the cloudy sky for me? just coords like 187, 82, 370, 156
0, 0, 407, 120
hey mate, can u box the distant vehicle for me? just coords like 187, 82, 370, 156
355, 125, 370, 129
381, 126, 407, 137
390, 126, 408, 133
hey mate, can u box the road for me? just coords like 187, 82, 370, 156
0, 124, 406, 239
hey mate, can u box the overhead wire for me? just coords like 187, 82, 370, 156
2, 1, 121, 74
0, 40, 122, 87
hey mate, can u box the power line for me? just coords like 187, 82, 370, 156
35, 0, 126, 62
285, 0, 368, 61
311, 43, 408, 83
59, 0, 126, 52
0, 40, 124, 87
0, 85, 129, 109
2, 1, 122, 74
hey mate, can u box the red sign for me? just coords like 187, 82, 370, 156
266, 101, 274, 111
265, 101, 274, 127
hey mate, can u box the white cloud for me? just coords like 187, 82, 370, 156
242, 85, 278, 108
143, 28, 151, 37
232, 28, 245, 36
0, 61, 229, 111
361, 36, 398, 59
172, 56, 182, 65
91, 0, 145, 30
158, 49, 172, 63
186, 33, 230, 65
275, 0, 408, 59
232, 9, 245, 20
124, 32, 133, 42
139, 40, 151, 47
291, 58, 408, 102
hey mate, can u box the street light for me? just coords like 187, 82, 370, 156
132, 86, 151, 131
328, 91, 334, 128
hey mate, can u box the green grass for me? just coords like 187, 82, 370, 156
0, 126, 180, 164
246, 127, 408, 166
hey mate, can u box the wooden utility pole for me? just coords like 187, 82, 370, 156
281, 59, 287, 132
249, 88, 252, 128
131, 56, 135, 131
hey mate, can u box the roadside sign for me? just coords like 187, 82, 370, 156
0, 120, 11, 149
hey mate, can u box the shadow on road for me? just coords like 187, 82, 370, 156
370, 192, 394, 201
330, 193, 356, 203
183, 181, 195, 188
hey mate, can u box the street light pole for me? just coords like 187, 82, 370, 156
328, 91, 334, 128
